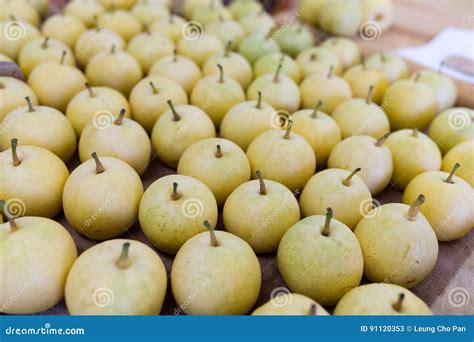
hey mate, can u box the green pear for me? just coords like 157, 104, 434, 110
343, 64, 389, 104
62, 153, 144, 240
403, 164, 474, 241
238, 10, 275, 37
206, 19, 245, 50
442, 141, 473, 187
318, 0, 363, 36
151, 101, 216, 168
334, 283, 432, 315
150, 15, 185, 43
177, 33, 224, 66
177, 138, 251, 207
355, 195, 439, 287
238, 33, 280, 64
75, 28, 125, 67
253, 53, 302, 83
139, 175, 218, 254
66, 240, 167, 315
365, 52, 409, 83
223, 170, 300, 253
321, 37, 361, 69
171, 221, 261, 315
0, 76, 38, 123
328, 134, 393, 195
412, 69, 457, 111
274, 23, 314, 58
0, 19, 40, 61
296, 46, 342, 78
0, 215, 77, 314
278, 209, 364, 305
300, 168, 372, 230
252, 293, 329, 316
229, 0, 262, 20
64, 0, 106, 28
126, 30, 174, 73
385, 129, 442, 190
42, 14, 86, 48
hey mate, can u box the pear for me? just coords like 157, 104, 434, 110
62, 153, 144, 240
28, 51, 87, 112
1, 97, 77, 162
253, 53, 302, 83
361, 0, 394, 32
177, 138, 251, 207
192, 3, 232, 27
292, 101, 341, 166
334, 283, 432, 315
442, 141, 474, 187
0, 1, 39, 26
382, 76, 437, 130
66, 240, 167, 315
0, 19, 40, 61
0, 215, 77, 314
328, 134, 393, 195
321, 37, 361, 69
274, 23, 314, 58
278, 208, 364, 305
428, 107, 473, 154
239, 10, 275, 37
190, 64, 245, 128
86, 45, 143, 96
318, 0, 363, 36
385, 129, 442, 190
355, 195, 439, 287
26, 0, 50, 15
0, 139, 69, 218
99, 0, 135, 10
223, 170, 300, 253
300, 168, 372, 230
151, 100, 215, 168
0, 76, 38, 122
238, 33, 280, 64
246, 121, 316, 192
252, 293, 329, 316
365, 52, 409, 83
202, 42, 253, 89
126, 30, 174, 73
66, 84, 131, 136
343, 64, 389, 104
150, 14, 185, 43
220, 92, 275, 150
139, 175, 218, 254
296, 46, 342, 78
42, 14, 87, 48
171, 221, 261, 315
247, 64, 301, 113
75, 28, 125, 67
64, 0, 106, 28
149, 50, 202, 94
0, 53, 12, 62
331, 86, 390, 139
183, 0, 224, 19
300, 67, 352, 113
206, 19, 245, 50
177, 33, 224, 66
298, 0, 326, 25
97, 10, 142, 42
229, 0, 262, 20
412, 69, 457, 111
129, 75, 188, 133
19, 37, 75, 76
403, 164, 474, 241
132, 2, 170, 26
79, 109, 151, 175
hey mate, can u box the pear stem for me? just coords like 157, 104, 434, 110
25, 96, 34, 112
283, 119, 293, 140
215, 144, 223, 158
406, 194, 425, 221
444, 162, 460, 183
411, 128, 419, 137
91, 152, 105, 174
204, 220, 219, 247
366, 85, 374, 104
311, 100, 323, 119
11, 138, 20, 166
413, 72, 420, 82
321, 208, 333, 237
171, 182, 181, 200
8, 216, 19, 232
167, 99, 181, 121
114, 108, 126, 125
375, 133, 390, 147
85, 82, 96, 97
256, 170, 266, 195
342, 168, 362, 186
0, 82, 4, 89
224, 40, 232, 57
149, 81, 159, 94
60, 50, 67, 65
143, 23, 150, 34
327, 65, 333, 78
110, 44, 116, 54
217, 64, 224, 83
116, 242, 132, 269
273, 64, 283, 83
256, 91, 262, 109
172, 48, 178, 62
392, 293, 405, 312
308, 304, 317, 315
41, 37, 49, 49
309, 53, 317, 61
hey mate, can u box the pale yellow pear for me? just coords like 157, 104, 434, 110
321, 37, 361, 69
177, 34, 224, 66
127, 31, 174, 73
412, 69, 457, 111
343, 64, 389, 104
75, 28, 125, 66
252, 293, 329, 316
0, 20, 40, 60
0, 1, 39, 26
64, 0, 106, 27
150, 15, 185, 43
97, 10, 142, 42
296, 46, 342, 78
253, 53, 302, 83
42, 14, 87, 47
132, 2, 170, 25
442, 141, 474, 187
365, 52, 409, 83
0, 76, 38, 122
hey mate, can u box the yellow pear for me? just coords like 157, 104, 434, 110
0, 76, 38, 122
278, 209, 364, 305
177, 33, 224, 66
300, 168, 372, 230
318, 0, 363, 36
334, 283, 432, 315
139, 175, 218, 254
252, 293, 329, 316
412, 69, 457, 111
1, 97, 77, 161
0, 19, 41, 60
0, 139, 69, 217
150, 14, 186, 43
238, 33, 280, 64
42, 14, 87, 47
26, 0, 50, 15
328, 134, 393, 195
0, 53, 12, 62
321, 37, 361, 69
275, 23, 314, 58
99, 0, 135, 10
151, 101, 215, 168
206, 19, 245, 50
0, 1, 39, 26
64, 0, 106, 27
343, 64, 389, 104
385, 129, 442, 190
442, 141, 473, 187
403, 164, 474, 241
298, 0, 326, 25
62, 153, 144, 240
75, 28, 125, 66
191, 64, 245, 128
361, 0, 394, 32
355, 195, 439, 287
253, 53, 302, 83
223, 170, 300, 253
171, 222, 261, 315
296, 46, 342, 78
246, 121, 316, 193
192, 4, 232, 27
238, 10, 275, 37
66, 84, 131, 136
183, 0, 224, 19
129, 75, 188, 133
178, 138, 251, 207
79, 109, 151, 175
0, 216, 77, 314
365, 52, 409, 83
127, 30, 174, 73
66, 240, 167, 315
131, 1, 170, 25
97, 10, 142, 42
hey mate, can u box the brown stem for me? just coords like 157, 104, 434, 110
203, 220, 219, 247
406, 194, 425, 221
224, 40, 232, 57
116, 242, 132, 269
256, 170, 266, 195
342, 168, 362, 186
366, 85, 374, 104
375, 133, 390, 147
327, 65, 333, 78
217, 64, 224, 83
172, 48, 178, 62
143, 23, 150, 34
25, 96, 34, 112
41, 37, 49, 49
91, 152, 105, 174
149, 81, 159, 94
392, 293, 405, 312
85, 82, 96, 97
215, 144, 223, 158
308, 304, 317, 315
8, 216, 19, 232
309, 53, 317, 62
321, 208, 332, 237
114, 108, 126, 125
167, 99, 181, 121
110, 44, 116, 54
311, 100, 323, 119
171, 182, 181, 200
283, 118, 293, 139
256, 91, 262, 109
273, 64, 283, 83
11, 138, 20, 166
0, 82, 5, 89
60, 50, 67, 65
444, 162, 460, 183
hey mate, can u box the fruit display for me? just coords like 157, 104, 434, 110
0, 0, 471, 318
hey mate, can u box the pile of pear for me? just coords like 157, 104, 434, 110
0, 0, 472, 316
